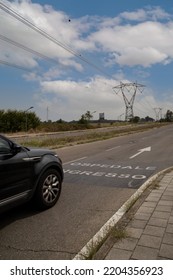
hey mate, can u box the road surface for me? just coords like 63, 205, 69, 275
0, 124, 173, 259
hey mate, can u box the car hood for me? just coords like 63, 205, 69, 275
25, 147, 57, 157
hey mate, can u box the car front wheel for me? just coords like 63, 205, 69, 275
35, 169, 62, 210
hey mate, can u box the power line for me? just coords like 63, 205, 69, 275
0, 34, 60, 64
133, 104, 154, 117
0, 59, 31, 71
1, 1, 156, 118
0, 1, 111, 78
134, 97, 155, 116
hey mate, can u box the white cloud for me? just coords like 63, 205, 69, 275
120, 9, 147, 22
37, 77, 124, 121
120, 6, 170, 22
114, 47, 168, 67
0, 0, 92, 68
1, 1, 173, 121
37, 76, 165, 121
1, 1, 173, 70
89, 20, 173, 67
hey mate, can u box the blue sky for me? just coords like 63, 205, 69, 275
1, 0, 173, 121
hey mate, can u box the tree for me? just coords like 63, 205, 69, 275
145, 116, 154, 122
130, 116, 140, 123
78, 111, 93, 124
26, 112, 40, 130
165, 110, 173, 122
0, 109, 40, 132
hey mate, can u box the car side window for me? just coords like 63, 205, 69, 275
0, 138, 11, 154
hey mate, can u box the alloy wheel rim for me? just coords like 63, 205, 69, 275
43, 174, 60, 203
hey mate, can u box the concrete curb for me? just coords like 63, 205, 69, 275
73, 167, 173, 260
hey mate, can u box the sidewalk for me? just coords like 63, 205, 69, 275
104, 170, 173, 260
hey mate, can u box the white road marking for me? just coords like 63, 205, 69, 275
64, 169, 147, 180
130, 146, 151, 159
64, 157, 87, 165
106, 146, 121, 152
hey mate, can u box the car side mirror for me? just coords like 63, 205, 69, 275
12, 144, 22, 154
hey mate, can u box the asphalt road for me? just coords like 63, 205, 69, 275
0, 124, 173, 259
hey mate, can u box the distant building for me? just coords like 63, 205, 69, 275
99, 113, 105, 121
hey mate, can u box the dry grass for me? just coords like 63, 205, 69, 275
19, 122, 168, 148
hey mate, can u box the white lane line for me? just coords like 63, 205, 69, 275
64, 157, 87, 165
106, 146, 120, 152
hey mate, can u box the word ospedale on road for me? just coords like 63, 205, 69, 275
69, 162, 156, 170
64, 162, 157, 180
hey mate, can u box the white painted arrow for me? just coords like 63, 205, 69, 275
130, 146, 151, 159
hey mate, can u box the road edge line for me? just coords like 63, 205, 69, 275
73, 166, 173, 260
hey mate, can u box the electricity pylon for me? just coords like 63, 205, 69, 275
154, 107, 162, 121
113, 82, 145, 121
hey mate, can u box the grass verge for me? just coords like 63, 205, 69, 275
20, 123, 168, 148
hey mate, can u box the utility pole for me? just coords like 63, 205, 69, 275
113, 82, 145, 122
47, 107, 49, 122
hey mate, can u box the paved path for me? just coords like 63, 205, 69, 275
105, 170, 173, 260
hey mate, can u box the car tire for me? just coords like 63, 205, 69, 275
34, 169, 62, 210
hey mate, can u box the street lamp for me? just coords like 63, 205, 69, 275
25, 106, 34, 132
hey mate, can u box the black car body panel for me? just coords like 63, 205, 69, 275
0, 134, 63, 212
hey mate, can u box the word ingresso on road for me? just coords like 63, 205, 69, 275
64, 162, 156, 180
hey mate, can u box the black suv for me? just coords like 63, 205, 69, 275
0, 134, 63, 213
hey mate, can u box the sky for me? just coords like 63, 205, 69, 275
1, 0, 173, 121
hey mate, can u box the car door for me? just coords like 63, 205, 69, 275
0, 137, 32, 205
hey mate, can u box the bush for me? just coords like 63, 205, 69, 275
0, 109, 40, 133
